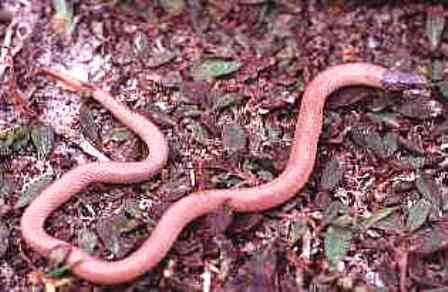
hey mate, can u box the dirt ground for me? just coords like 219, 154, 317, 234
0, 1, 448, 291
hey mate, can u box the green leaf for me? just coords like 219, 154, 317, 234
407, 198, 431, 232
321, 201, 347, 227
288, 217, 309, 246
416, 172, 442, 210
324, 225, 353, 270
431, 59, 444, 81
31, 123, 55, 160
10, 126, 30, 151
186, 121, 210, 145
361, 207, 399, 230
0, 126, 31, 156
191, 58, 241, 81
374, 212, 404, 231
426, 5, 446, 51
52, 0, 73, 22
213, 93, 241, 112
47, 265, 72, 278
332, 215, 354, 228
0, 222, 9, 258
437, 80, 448, 101
160, 0, 185, 16
80, 103, 101, 148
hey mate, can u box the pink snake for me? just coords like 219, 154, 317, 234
20, 63, 426, 284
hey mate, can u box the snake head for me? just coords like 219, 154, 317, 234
382, 70, 428, 91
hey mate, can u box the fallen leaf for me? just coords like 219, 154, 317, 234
222, 123, 247, 154
350, 126, 388, 159
366, 112, 402, 129
395, 98, 443, 119
426, 5, 446, 51
96, 213, 139, 257
431, 59, 444, 81
288, 216, 309, 246
108, 127, 134, 143
0, 222, 9, 258
0, 126, 31, 157
48, 245, 71, 267
186, 121, 210, 145
416, 173, 442, 211
325, 225, 353, 269
146, 51, 176, 68
437, 81, 448, 101
79, 103, 101, 148
361, 207, 399, 230
212, 93, 243, 112
411, 218, 448, 254
179, 80, 211, 105
406, 198, 431, 232
77, 228, 98, 254
319, 157, 344, 192
160, 0, 185, 16
191, 58, 241, 81
15, 173, 54, 209
31, 123, 55, 160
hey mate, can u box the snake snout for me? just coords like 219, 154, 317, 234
382, 70, 428, 91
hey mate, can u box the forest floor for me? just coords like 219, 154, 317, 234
0, 1, 448, 291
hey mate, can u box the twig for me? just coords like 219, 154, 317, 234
0, 19, 17, 80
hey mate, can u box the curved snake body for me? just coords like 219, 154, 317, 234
20, 63, 426, 284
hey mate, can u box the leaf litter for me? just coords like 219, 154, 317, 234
0, 1, 447, 291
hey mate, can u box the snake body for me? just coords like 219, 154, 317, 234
20, 63, 426, 284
